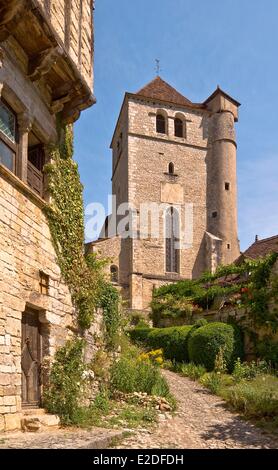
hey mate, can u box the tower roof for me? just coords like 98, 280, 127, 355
135, 76, 197, 108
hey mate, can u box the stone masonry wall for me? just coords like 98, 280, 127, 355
36, 0, 94, 88
0, 168, 74, 431
128, 98, 209, 281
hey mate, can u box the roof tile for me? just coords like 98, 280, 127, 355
241, 235, 278, 260
136, 76, 195, 107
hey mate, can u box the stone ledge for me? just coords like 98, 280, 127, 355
0, 428, 126, 449
0, 164, 47, 210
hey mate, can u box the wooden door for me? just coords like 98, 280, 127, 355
21, 309, 41, 408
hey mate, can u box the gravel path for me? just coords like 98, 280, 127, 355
114, 370, 278, 449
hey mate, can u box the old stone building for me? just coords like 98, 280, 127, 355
88, 77, 241, 311
0, 1, 94, 431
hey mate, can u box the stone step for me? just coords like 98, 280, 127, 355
22, 408, 47, 416
21, 412, 60, 432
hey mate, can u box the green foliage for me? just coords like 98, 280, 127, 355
232, 358, 270, 383
93, 388, 111, 414
214, 346, 227, 374
99, 282, 121, 348
110, 355, 170, 397
129, 327, 151, 343
44, 124, 105, 329
148, 326, 194, 362
129, 321, 209, 363
180, 363, 206, 381
256, 338, 278, 368
200, 372, 223, 394
188, 322, 244, 371
130, 325, 194, 362
222, 375, 278, 419
43, 338, 86, 425
44, 122, 121, 337
151, 253, 278, 332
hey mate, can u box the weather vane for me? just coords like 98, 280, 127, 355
155, 59, 162, 76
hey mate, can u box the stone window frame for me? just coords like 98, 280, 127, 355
156, 109, 168, 135
39, 271, 50, 295
0, 98, 18, 173
110, 265, 119, 284
174, 112, 187, 139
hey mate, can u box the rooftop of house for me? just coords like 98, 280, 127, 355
239, 235, 278, 261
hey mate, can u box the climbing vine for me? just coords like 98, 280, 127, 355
44, 120, 120, 336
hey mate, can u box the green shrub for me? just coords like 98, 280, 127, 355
256, 338, 278, 369
232, 358, 270, 382
180, 363, 206, 381
147, 326, 193, 362
200, 372, 222, 394
222, 375, 278, 418
110, 355, 170, 397
129, 327, 151, 343
188, 322, 243, 371
93, 388, 111, 414
43, 339, 86, 425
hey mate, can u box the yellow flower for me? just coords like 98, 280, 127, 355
155, 357, 163, 364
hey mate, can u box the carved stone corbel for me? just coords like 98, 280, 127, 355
28, 45, 63, 82
0, 0, 27, 42
18, 111, 34, 134
61, 92, 95, 124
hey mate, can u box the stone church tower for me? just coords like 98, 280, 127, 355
88, 77, 240, 311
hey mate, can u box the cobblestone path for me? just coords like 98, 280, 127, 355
113, 370, 278, 449
0, 371, 277, 449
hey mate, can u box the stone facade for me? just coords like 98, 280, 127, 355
89, 77, 240, 311
0, 1, 94, 431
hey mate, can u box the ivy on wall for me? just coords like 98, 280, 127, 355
44, 121, 120, 338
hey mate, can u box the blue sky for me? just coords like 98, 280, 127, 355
75, 0, 278, 250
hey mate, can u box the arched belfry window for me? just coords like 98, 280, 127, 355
110, 265, 119, 283
174, 118, 183, 138
168, 162, 174, 174
165, 207, 180, 273
156, 114, 166, 134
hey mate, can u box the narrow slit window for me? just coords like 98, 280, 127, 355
225, 182, 230, 191
168, 162, 174, 174
110, 265, 119, 283
212, 211, 218, 218
39, 271, 49, 295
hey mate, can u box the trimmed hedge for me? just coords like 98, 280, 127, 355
188, 322, 244, 371
129, 325, 194, 362
129, 328, 151, 343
